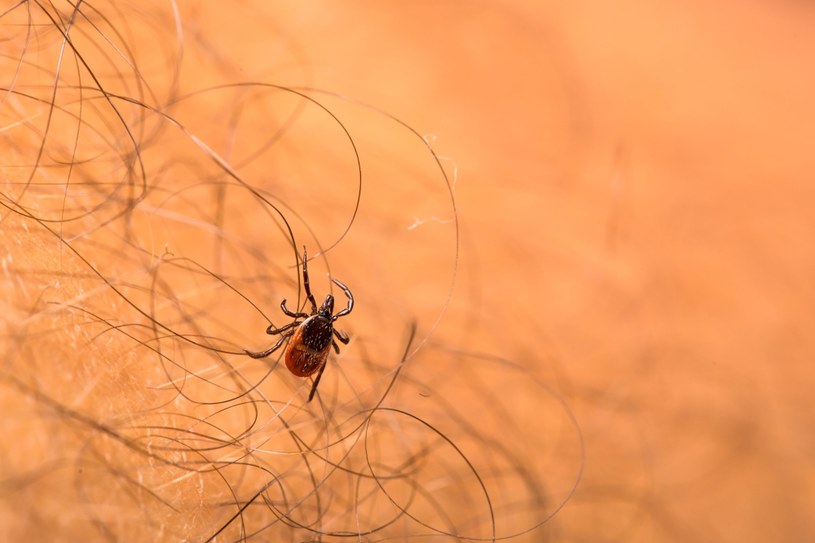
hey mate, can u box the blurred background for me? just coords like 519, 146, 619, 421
1, 1, 814, 541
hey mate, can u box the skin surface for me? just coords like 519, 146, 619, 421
1, 1, 814, 541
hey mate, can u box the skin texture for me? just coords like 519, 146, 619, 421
1, 1, 814, 542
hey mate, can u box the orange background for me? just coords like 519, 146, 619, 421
1, 1, 814, 541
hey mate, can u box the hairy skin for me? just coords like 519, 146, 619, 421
2, 1, 815, 542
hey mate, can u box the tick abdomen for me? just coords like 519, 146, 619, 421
285, 315, 333, 377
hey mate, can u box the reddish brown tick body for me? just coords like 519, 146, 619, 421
245, 246, 353, 402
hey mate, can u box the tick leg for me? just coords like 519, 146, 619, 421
280, 299, 309, 319
333, 328, 349, 344
331, 278, 354, 319
307, 360, 328, 402
266, 320, 299, 336
245, 330, 294, 359
332, 340, 340, 354
302, 246, 319, 314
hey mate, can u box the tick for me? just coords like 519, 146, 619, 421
245, 246, 353, 402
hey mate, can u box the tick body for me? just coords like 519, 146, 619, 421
245, 246, 353, 402
285, 314, 334, 376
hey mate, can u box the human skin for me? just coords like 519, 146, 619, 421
2, 2, 815, 542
